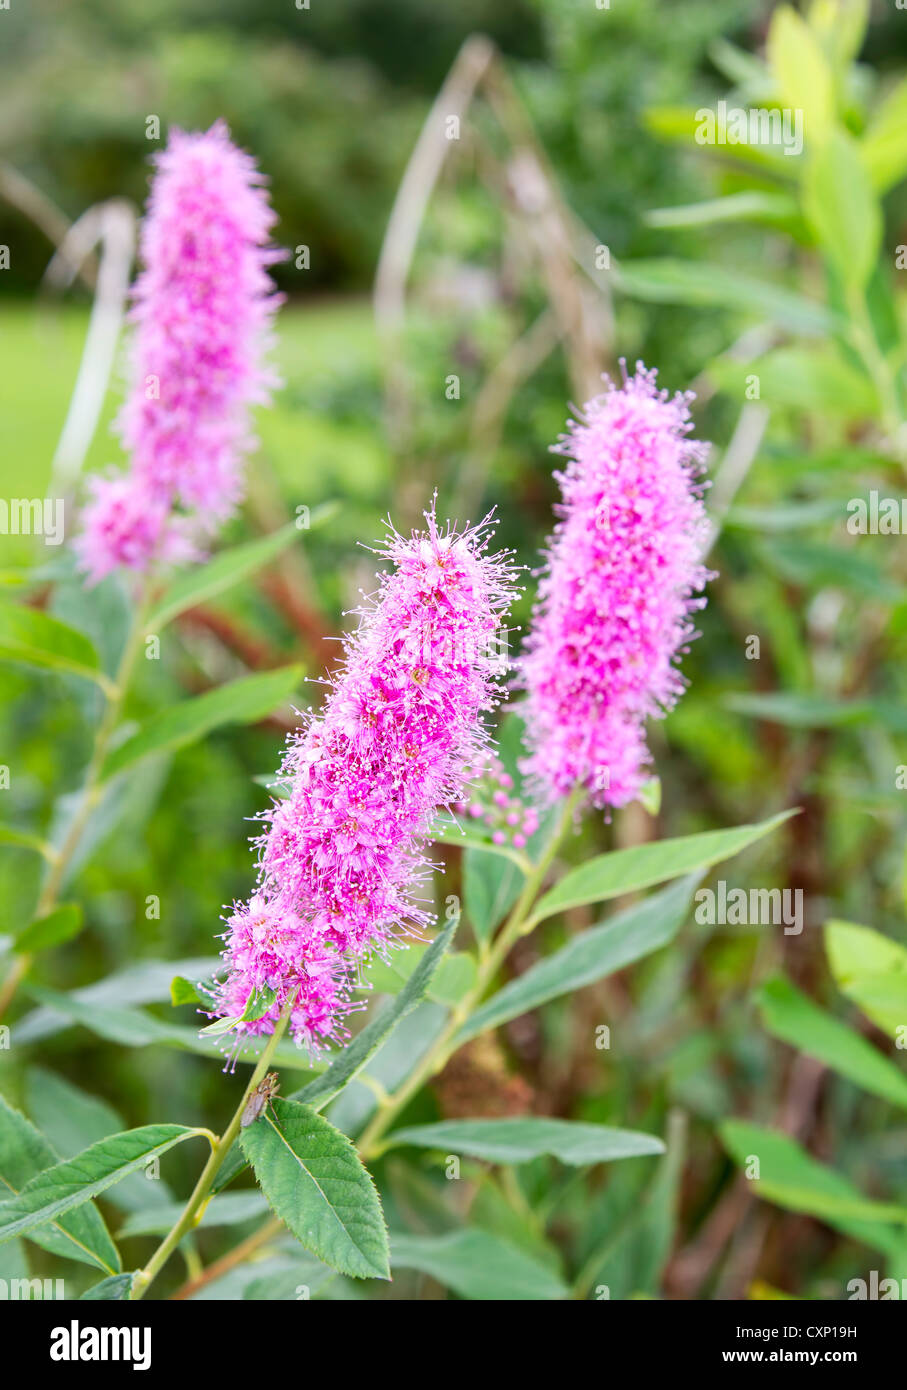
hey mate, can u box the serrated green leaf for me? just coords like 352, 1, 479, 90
24, 1067, 173, 1216
385, 1118, 665, 1165
0, 1094, 120, 1274
757, 975, 907, 1110
240, 1098, 389, 1280
99, 666, 303, 782
460, 874, 699, 1042
0, 1125, 203, 1246
390, 1229, 568, 1300
530, 811, 793, 924
14, 903, 83, 954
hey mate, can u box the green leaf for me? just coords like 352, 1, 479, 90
240, 1097, 390, 1280
80, 1273, 136, 1300
365, 943, 476, 1006
613, 260, 833, 335
390, 1229, 568, 1300
170, 974, 219, 1009
464, 845, 524, 945
99, 665, 303, 781
118, 1192, 268, 1239
767, 5, 834, 145
530, 811, 793, 924
385, 1118, 665, 1165
212, 920, 460, 1197
720, 1121, 907, 1253
862, 77, 907, 192
724, 692, 907, 733
643, 106, 798, 176
241, 984, 278, 1023
826, 919, 907, 1039
0, 824, 56, 861
0, 1094, 120, 1275
644, 192, 799, 230
24, 1067, 173, 1216
292, 918, 459, 1112
757, 976, 907, 1110
0, 1125, 202, 1246
803, 130, 881, 290
709, 347, 877, 417
0, 601, 110, 690
761, 537, 899, 602
14, 956, 221, 1043
19, 981, 311, 1070
460, 874, 699, 1042
147, 516, 333, 629
14, 903, 83, 954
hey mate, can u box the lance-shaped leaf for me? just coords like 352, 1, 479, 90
0, 601, 111, 690
0, 1125, 202, 1246
0, 1094, 120, 1274
390, 1230, 568, 1300
212, 917, 459, 1195
385, 1117, 665, 1165
529, 810, 794, 924
460, 874, 698, 1042
612, 260, 833, 336
99, 665, 303, 781
240, 1098, 390, 1280
20, 982, 311, 1070
147, 507, 337, 629
757, 976, 907, 1111
293, 917, 459, 1111
720, 1121, 907, 1255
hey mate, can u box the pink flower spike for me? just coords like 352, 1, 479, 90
77, 121, 282, 583
215, 508, 516, 1048
518, 362, 713, 811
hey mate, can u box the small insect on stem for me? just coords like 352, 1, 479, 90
241, 1072, 280, 1128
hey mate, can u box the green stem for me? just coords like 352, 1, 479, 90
0, 590, 152, 1020
131, 995, 296, 1301
358, 787, 583, 1160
